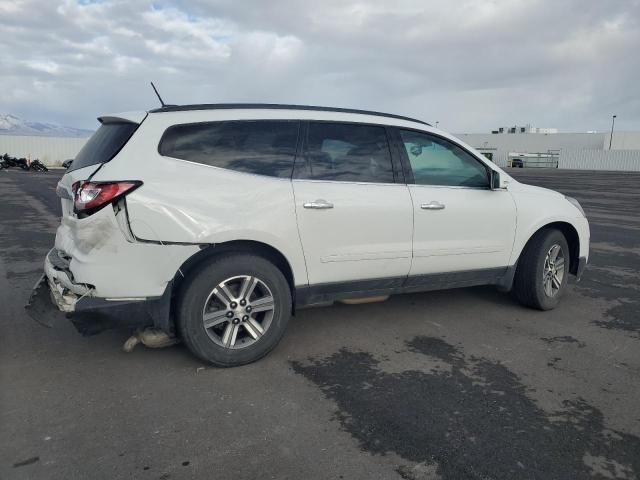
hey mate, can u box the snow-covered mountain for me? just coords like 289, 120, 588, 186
0, 114, 93, 138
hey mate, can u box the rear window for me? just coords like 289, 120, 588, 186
158, 120, 299, 178
70, 122, 138, 171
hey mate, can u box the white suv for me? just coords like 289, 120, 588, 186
27, 104, 589, 366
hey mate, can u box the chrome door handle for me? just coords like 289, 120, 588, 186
303, 200, 334, 209
421, 201, 445, 210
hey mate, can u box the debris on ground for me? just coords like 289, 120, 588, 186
123, 328, 179, 352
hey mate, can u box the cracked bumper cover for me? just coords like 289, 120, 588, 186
25, 249, 174, 335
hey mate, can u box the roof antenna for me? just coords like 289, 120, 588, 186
150, 81, 166, 107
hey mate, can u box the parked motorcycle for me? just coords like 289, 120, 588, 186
0, 153, 10, 169
17, 158, 30, 170
2, 154, 22, 168
1, 153, 49, 172
29, 159, 49, 172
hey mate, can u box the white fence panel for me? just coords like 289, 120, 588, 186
559, 149, 640, 171
478, 150, 509, 167
0, 135, 88, 166
491, 150, 509, 168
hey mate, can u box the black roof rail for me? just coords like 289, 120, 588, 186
148, 103, 431, 126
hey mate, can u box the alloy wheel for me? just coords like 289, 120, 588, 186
543, 244, 565, 297
201, 275, 275, 349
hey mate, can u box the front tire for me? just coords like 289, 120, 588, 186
511, 229, 570, 310
177, 254, 292, 367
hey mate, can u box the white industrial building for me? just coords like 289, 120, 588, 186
490, 125, 559, 134
456, 131, 640, 171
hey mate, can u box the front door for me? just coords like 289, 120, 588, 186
292, 121, 413, 285
394, 128, 517, 279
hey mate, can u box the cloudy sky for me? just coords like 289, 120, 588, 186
1, 0, 638, 132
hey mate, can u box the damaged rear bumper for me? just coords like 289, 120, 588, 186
25, 249, 174, 335
25, 274, 69, 328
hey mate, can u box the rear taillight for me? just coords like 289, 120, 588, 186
72, 181, 142, 215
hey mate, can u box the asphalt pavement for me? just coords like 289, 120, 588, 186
1, 168, 639, 480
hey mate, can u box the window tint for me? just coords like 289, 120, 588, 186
159, 121, 299, 178
399, 130, 488, 188
70, 122, 137, 172
300, 122, 394, 183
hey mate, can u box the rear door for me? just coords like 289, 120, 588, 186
392, 128, 516, 279
292, 121, 413, 285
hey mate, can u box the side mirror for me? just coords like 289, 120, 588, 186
490, 170, 507, 190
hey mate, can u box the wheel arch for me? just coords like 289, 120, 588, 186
166, 240, 298, 331
499, 221, 580, 294
519, 222, 580, 275
173, 240, 296, 295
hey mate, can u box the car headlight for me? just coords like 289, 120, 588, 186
565, 196, 586, 217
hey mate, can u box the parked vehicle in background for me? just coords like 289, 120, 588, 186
508, 152, 559, 169
26, 104, 590, 366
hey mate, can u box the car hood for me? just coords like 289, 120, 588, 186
508, 178, 563, 198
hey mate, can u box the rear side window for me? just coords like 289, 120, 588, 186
158, 120, 299, 178
70, 122, 138, 171
298, 122, 394, 183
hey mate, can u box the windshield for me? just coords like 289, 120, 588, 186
69, 122, 138, 172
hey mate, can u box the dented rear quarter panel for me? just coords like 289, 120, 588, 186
55, 204, 199, 298
90, 112, 309, 287
55, 157, 203, 298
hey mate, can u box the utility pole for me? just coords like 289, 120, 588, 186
609, 115, 617, 150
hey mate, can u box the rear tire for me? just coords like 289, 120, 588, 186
511, 229, 570, 310
177, 254, 292, 367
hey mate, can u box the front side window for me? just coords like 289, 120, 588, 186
158, 120, 299, 178
399, 130, 489, 188
299, 122, 394, 183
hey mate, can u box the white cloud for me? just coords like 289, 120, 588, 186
0, 0, 639, 132
141, 6, 232, 59
0, 0, 25, 14
113, 55, 142, 74
23, 60, 60, 75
